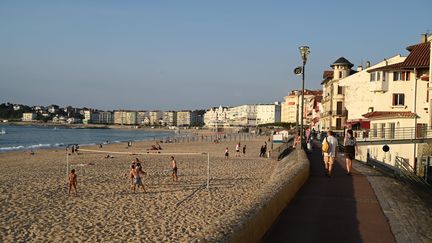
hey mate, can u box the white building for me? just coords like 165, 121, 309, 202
149, 111, 163, 126
163, 111, 177, 126
113, 111, 137, 125
177, 110, 198, 127
256, 103, 281, 125
22, 113, 36, 122
204, 106, 230, 128
348, 36, 431, 171
226, 105, 257, 126
339, 55, 406, 129
136, 111, 148, 125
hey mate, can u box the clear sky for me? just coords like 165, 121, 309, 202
1, 0, 431, 111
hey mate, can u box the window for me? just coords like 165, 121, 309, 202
337, 86, 343, 94
339, 71, 343, 79
380, 123, 386, 138
372, 124, 378, 137
370, 72, 376, 82
377, 72, 381, 81
388, 123, 395, 139
393, 71, 410, 81
392, 93, 405, 106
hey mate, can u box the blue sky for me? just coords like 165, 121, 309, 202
1, 0, 431, 110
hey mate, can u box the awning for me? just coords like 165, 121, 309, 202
345, 119, 370, 129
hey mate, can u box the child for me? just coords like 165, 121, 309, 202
225, 147, 229, 159
68, 169, 77, 196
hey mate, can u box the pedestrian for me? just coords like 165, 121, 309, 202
130, 163, 146, 193
322, 130, 338, 177
235, 142, 241, 157
68, 169, 77, 196
344, 129, 358, 175
225, 147, 229, 159
242, 145, 246, 156
171, 156, 178, 182
293, 132, 301, 149
259, 145, 265, 157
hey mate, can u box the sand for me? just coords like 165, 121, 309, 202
0, 136, 280, 242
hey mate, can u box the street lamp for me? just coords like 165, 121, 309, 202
299, 46, 310, 149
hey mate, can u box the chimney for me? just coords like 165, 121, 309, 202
357, 65, 363, 72
366, 61, 370, 68
421, 34, 428, 43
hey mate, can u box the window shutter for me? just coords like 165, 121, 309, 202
392, 94, 396, 106
401, 94, 405, 105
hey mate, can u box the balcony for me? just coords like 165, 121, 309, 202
321, 110, 348, 117
369, 81, 388, 92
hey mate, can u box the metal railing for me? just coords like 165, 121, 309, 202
394, 156, 431, 188
354, 126, 432, 143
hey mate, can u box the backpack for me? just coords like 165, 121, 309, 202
322, 137, 330, 153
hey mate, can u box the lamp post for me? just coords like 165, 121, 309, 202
299, 46, 310, 149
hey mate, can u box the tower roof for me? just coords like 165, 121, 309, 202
330, 57, 354, 68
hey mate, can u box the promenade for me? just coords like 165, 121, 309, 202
262, 141, 396, 243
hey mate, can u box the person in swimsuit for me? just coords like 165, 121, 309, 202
68, 169, 77, 196
225, 148, 229, 159
130, 164, 146, 193
171, 156, 178, 182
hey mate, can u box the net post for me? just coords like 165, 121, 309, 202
207, 152, 210, 190
66, 148, 69, 183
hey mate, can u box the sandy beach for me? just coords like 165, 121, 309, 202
0, 136, 281, 242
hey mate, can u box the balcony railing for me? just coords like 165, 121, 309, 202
353, 126, 431, 142
321, 110, 348, 117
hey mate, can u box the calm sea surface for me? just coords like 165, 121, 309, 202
0, 124, 175, 152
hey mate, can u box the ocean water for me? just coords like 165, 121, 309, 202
0, 124, 175, 152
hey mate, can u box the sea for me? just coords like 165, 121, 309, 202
0, 124, 175, 152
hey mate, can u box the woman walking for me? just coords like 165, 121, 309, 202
344, 130, 358, 175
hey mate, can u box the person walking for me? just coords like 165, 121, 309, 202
171, 156, 178, 182
242, 145, 246, 156
235, 142, 241, 157
68, 169, 77, 196
322, 130, 338, 177
344, 129, 358, 175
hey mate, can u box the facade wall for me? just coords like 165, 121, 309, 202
114, 111, 137, 125
163, 111, 177, 126
256, 104, 281, 125
22, 113, 36, 121
149, 111, 163, 125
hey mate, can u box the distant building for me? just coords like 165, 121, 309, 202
321, 57, 356, 131
281, 90, 322, 127
256, 103, 281, 125
114, 110, 137, 125
177, 110, 198, 127
13, 104, 22, 111
136, 111, 148, 125
22, 113, 36, 122
98, 111, 114, 124
149, 111, 163, 126
204, 106, 230, 128
163, 111, 177, 126
48, 105, 60, 114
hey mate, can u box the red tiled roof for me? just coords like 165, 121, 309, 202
322, 70, 333, 79
401, 42, 430, 68
368, 42, 430, 72
362, 111, 418, 119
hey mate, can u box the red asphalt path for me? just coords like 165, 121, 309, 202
261, 141, 395, 243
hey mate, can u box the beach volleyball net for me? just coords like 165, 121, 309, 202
65, 146, 211, 189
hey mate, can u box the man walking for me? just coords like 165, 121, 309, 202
322, 130, 338, 177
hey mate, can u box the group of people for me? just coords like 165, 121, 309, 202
225, 142, 247, 159
68, 156, 180, 196
321, 129, 358, 177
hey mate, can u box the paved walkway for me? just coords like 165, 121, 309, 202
262, 141, 395, 243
